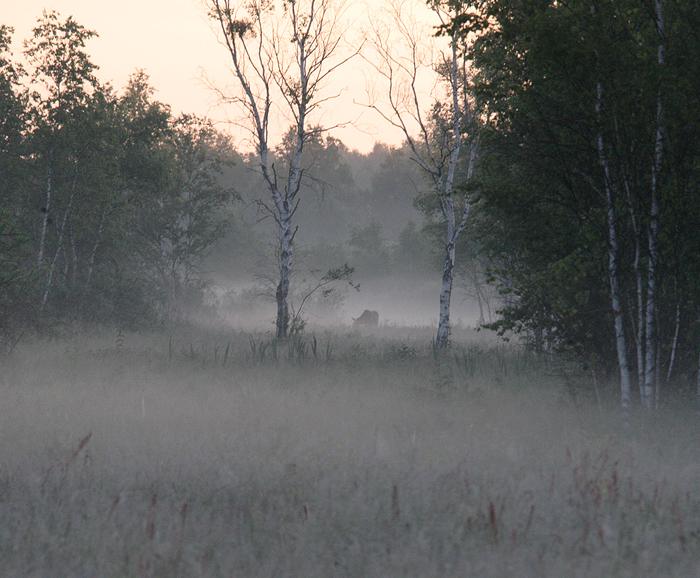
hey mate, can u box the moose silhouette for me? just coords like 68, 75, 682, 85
353, 310, 379, 327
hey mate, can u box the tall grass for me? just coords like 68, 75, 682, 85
0, 327, 698, 576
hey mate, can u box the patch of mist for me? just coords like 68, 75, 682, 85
207, 274, 485, 331
2, 330, 700, 575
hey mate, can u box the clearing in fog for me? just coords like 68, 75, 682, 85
1, 0, 700, 576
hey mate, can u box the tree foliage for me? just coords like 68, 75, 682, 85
0, 14, 239, 339
468, 0, 700, 397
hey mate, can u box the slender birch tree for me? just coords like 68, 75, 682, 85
208, 0, 355, 339
588, 1, 636, 413
24, 12, 98, 270
595, 80, 633, 414
641, 0, 665, 409
365, 1, 479, 348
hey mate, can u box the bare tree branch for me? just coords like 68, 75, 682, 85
207, 0, 356, 338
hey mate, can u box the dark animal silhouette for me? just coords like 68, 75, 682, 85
353, 310, 379, 327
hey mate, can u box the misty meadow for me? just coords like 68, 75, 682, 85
2, 1, 700, 576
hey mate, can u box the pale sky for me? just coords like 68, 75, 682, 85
4, 0, 443, 153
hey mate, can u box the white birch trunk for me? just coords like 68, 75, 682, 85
365, 5, 475, 348
655, 333, 661, 409
622, 142, 645, 398
69, 221, 78, 289
666, 300, 680, 383
275, 37, 306, 339
211, 0, 354, 338
596, 82, 633, 414
37, 151, 54, 266
63, 233, 70, 279
40, 196, 74, 311
634, 235, 645, 398
436, 218, 456, 348
605, 189, 633, 415
41, 165, 79, 311
643, 0, 665, 409
275, 202, 293, 338
643, 199, 660, 409
85, 206, 107, 290
435, 34, 465, 349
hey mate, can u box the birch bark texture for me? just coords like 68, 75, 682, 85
641, 0, 665, 409
595, 81, 633, 415
208, 0, 355, 338
365, 1, 478, 349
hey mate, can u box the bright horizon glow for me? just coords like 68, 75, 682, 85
4, 0, 445, 154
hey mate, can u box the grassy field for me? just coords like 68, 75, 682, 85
1, 325, 699, 577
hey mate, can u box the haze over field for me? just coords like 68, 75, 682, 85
3, 331, 700, 576
1, 0, 700, 576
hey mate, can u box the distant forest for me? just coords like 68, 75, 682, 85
0, 12, 442, 334
3, 1, 700, 408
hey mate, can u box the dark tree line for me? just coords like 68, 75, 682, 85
465, 0, 700, 404
0, 13, 236, 347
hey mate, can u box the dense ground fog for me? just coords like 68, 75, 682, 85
3, 1, 700, 576
2, 326, 699, 577
213, 278, 486, 329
